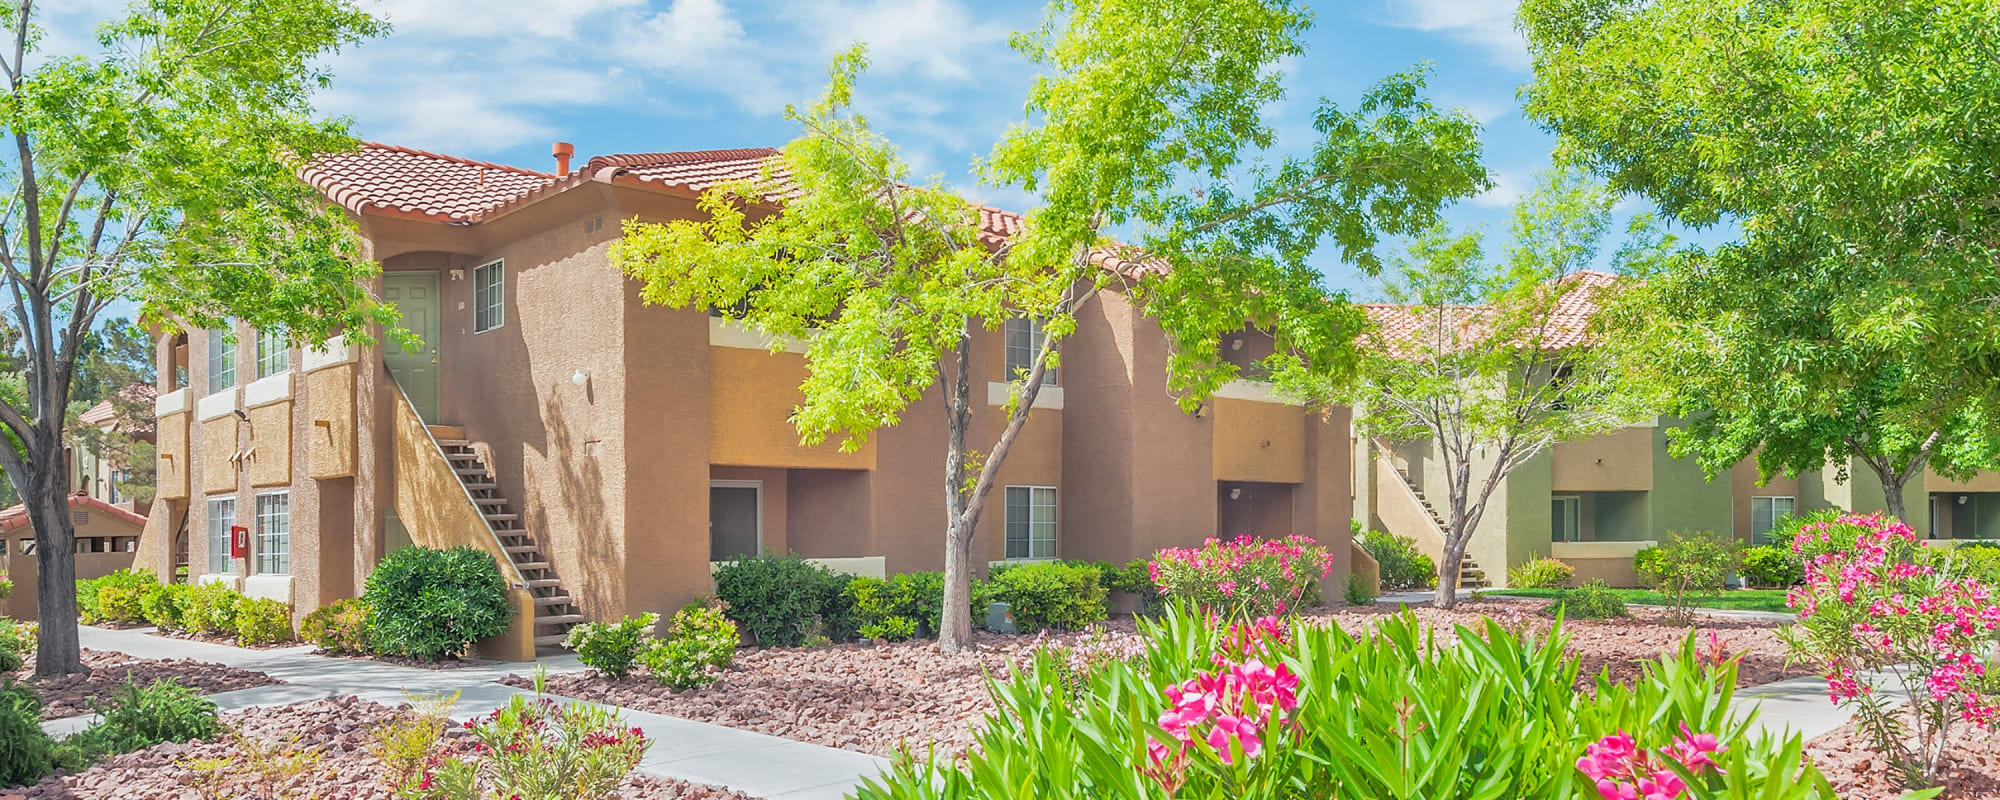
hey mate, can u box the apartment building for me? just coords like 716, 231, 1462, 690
0, 387, 154, 619
129, 142, 1355, 658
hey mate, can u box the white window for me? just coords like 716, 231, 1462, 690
207, 327, 235, 393
256, 328, 289, 377
1751, 496, 1796, 544
1551, 496, 1581, 543
474, 260, 505, 333
205, 495, 235, 574
1003, 318, 1056, 385
255, 491, 290, 574
1004, 485, 1057, 559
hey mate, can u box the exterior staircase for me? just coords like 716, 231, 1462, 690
430, 427, 585, 650
1399, 471, 1492, 591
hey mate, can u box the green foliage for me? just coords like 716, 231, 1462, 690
1350, 169, 1661, 608
1555, 579, 1631, 620
1739, 545, 1804, 589
1521, 0, 2000, 511
363, 546, 513, 661
67, 679, 223, 760
1941, 545, 2000, 586
139, 582, 192, 632
643, 603, 739, 690
1342, 575, 1377, 606
232, 598, 294, 646
78, 569, 158, 625
0, 574, 10, 602
299, 598, 372, 655
182, 581, 243, 636
0, 679, 72, 787
846, 578, 919, 642
985, 561, 1108, 633
425, 676, 649, 799
1356, 526, 1436, 591
711, 553, 853, 647
0, 621, 23, 673
1636, 531, 1741, 625
565, 613, 660, 680
1507, 557, 1576, 589
855, 608, 1836, 799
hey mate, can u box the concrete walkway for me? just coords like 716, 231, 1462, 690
1375, 590, 1799, 624
55, 626, 888, 800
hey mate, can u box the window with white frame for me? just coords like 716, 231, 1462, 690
256, 328, 289, 377
207, 327, 235, 393
255, 491, 290, 574
1004, 485, 1057, 559
1551, 496, 1581, 542
1750, 496, 1796, 544
474, 260, 505, 333
205, 495, 235, 574
1003, 318, 1057, 385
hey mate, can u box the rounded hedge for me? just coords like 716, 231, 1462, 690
363, 545, 513, 661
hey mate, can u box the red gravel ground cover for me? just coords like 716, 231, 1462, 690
11, 648, 277, 720
2, 696, 757, 800
511, 600, 1799, 759
1806, 715, 2000, 800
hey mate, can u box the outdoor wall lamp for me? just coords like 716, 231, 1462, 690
1961, 495, 1970, 505
571, 369, 590, 387
1229, 487, 1242, 500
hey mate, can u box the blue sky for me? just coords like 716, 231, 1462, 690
53, 0, 1732, 302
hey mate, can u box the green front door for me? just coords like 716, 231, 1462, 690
382, 271, 441, 421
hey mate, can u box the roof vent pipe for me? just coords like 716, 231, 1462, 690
552, 141, 575, 175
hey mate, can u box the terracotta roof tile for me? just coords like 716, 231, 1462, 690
76, 384, 156, 433
301, 143, 555, 223
0, 493, 149, 532
1362, 270, 1623, 352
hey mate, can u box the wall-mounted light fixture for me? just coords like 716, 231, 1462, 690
1961, 495, 1971, 505
571, 369, 590, 387
449, 269, 465, 281
1229, 487, 1242, 500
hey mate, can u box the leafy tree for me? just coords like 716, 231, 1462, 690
1519, 0, 2000, 523
1350, 170, 1658, 608
0, 0, 393, 676
614, 0, 1487, 651
66, 317, 156, 504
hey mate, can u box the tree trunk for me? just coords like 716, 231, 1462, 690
27, 457, 84, 676
1881, 475, 1909, 527
937, 518, 975, 652
937, 335, 978, 653
1434, 527, 1470, 610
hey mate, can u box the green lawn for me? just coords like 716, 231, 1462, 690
1480, 587, 1794, 614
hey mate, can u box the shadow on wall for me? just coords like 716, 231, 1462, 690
528, 388, 618, 621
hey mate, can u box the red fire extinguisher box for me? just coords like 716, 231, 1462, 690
229, 525, 250, 560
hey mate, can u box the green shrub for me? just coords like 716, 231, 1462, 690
565, 613, 660, 679
1343, 575, 1378, 606
1635, 530, 1741, 625
1507, 557, 1576, 589
1739, 544, 1804, 588
711, 553, 853, 647
181, 581, 243, 635
1556, 579, 1630, 619
1105, 558, 1165, 613
78, 569, 157, 625
854, 608, 1838, 800
0, 621, 30, 673
364, 545, 513, 661
1356, 524, 1438, 591
299, 598, 373, 654
0, 573, 11, 602
67, 678, 222, 761
0, 679, 71, 787
643, 602, 739, 690
1936, 543, 2000, 585
1150, 535, 1334, 619
985, 561, 1107, 633
232, 597, 294, 646
846, 577, 918, 642
139, 583, 192, 632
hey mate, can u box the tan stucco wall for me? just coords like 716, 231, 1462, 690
246, 400, 292, 487
306, 365, 356, 479
1551, 427, 1654, 492
1212, 398, 1305, 483
156, 410, 190, 500
1926, 468, 2000, 494
709, 347, 876, 470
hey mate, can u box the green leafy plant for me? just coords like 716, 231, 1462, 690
1555, 579, 1630, 620
1342, 576, 1377, 606
0, 574, 11, 603
1507, 557, 1576, 589
847, 578, 919, 642
181, 581, 244, 636
139, 582, 193, 632
299, 598, 373, 654
1355, 524, 1437, 591
643, 603, 739, 690
0, 621, 31, 673
68, 678, 223, 760
1738, 545, 1804, 588
372, 691, 459, 797
0, 678, 74, 787
232, 598, 294, 646
78, 569, 158, 625
986, 561, 1108, 633
711, 553, 852, 647
1635, 530, 1740, 625
1150, 535, 1333, 619
418, 674, 649, 800
564, 613, 660, 679
1107, 558, 1165, 614
363, 546, 513, 661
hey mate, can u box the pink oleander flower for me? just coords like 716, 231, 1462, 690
1580, 729, 1718, 800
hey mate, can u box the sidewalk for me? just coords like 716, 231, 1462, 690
1375, 590, 1799, 624
57, 626, 888, 800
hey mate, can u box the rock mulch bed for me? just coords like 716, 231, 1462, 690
510, 600, 1797, 759
1805, 715, 2000, 800
12, 648, 277, 719
2, 696, 758, 800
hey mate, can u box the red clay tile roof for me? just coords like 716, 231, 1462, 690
76, 384, 156, 435
0, 493, 149, 532
1362, 270, 1623, 352
301, 143, 556, 223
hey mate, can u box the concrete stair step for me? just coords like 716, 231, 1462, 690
504, 545, 539, 554
534, 633, 570, 647
535, 614, 586, 627
474, 497, 507, 506
514, 561, 551, 571
484, 513, 519, 522
526, 579, 563, 589
427, 425, 466, 440
533, 595, 573, 607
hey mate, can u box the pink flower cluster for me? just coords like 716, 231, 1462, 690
1149, 534, 1335, 618
1576, 726, 1726, 800
1140, 617, 1300, 792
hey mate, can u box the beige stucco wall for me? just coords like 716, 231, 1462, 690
1552, 426, 1653, 492
1212, 398, 1305, 483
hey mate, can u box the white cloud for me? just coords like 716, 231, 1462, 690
361, 0, 644, 41
1373, 0, 1527, 70
1471, 167, 1522, 209
804, 0, 1009, 81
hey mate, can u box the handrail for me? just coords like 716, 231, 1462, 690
385, 368, 531, 590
